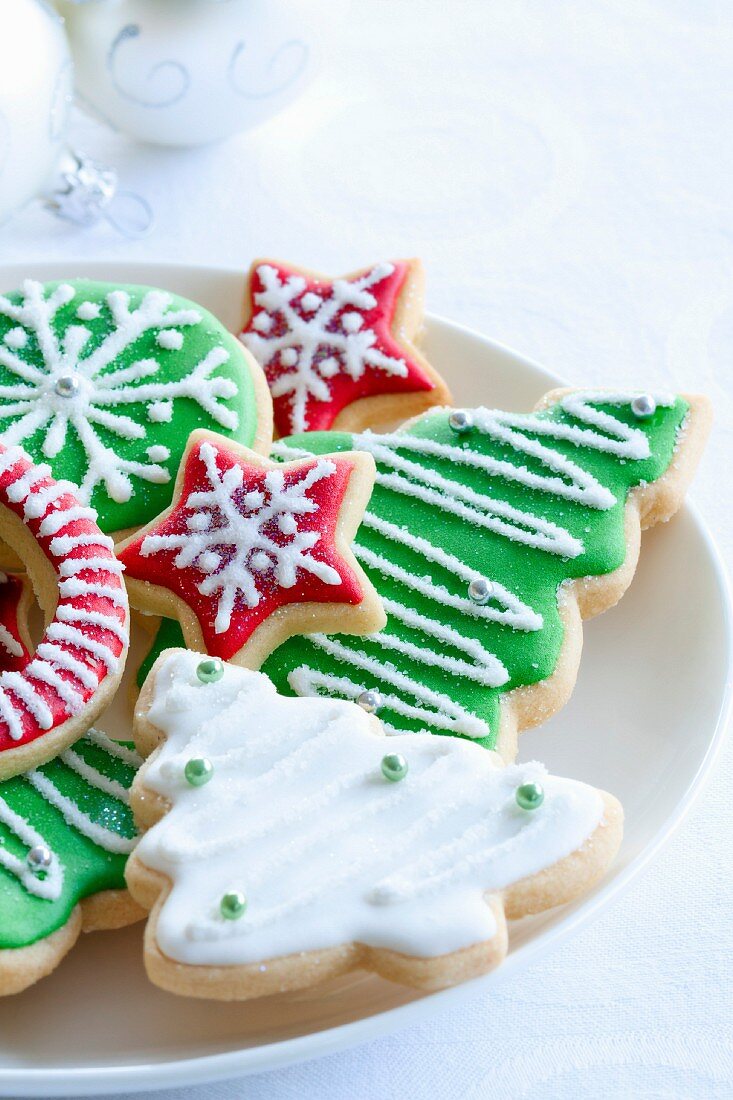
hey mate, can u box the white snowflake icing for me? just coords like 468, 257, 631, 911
0, 280, 240, 506
140, 442, 343, 634
241, 263, 408, 434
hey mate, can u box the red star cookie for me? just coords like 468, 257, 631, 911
0, 572, 31, 673
240, 259, 451, 437
116, 430, 385, 667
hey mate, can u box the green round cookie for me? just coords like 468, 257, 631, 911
0, 278, 266, 532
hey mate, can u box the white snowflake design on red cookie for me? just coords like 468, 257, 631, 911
240, 260, 442, 436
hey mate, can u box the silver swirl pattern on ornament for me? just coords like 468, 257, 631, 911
107, 24, 191, 109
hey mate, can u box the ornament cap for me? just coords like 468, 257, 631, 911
43, 150, 153, 239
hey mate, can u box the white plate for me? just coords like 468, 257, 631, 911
0, 261, 730, 1098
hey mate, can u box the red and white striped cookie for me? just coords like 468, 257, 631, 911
0, 442, 129, 779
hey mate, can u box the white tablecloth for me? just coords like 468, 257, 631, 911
2, 2, 732, 1097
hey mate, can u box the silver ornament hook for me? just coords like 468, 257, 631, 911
42, 149, 154, 239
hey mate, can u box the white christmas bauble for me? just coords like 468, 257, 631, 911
57, 0, 314, 147
0, 0, 73, 223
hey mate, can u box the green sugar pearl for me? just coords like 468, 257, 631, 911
381, 753, 408, 782
196, 658, 224, 684
220, 891, 247, 920
515, 782, 544, 811
184, 757, 214, 787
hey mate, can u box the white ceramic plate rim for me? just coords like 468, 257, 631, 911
0, 262, 729, 1097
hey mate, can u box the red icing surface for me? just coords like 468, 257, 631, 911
0, 574, 30, 673
0, 443, 127, 754
118, 439, 365, 661
241, 261, 434, 436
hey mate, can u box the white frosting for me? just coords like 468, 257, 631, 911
140, 443, 343, 634
242, 262, 408, 434
0, 280, 239, 505
137, 652, 605, 964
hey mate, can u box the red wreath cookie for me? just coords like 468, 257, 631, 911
240, 259, 451, 437
116, 430, 385, 668
0, 443, 129, 780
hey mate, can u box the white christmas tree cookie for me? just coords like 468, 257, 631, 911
126, 649, 623, 1000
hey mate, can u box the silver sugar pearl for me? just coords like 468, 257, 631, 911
468, 578, 493, 604
54, 374, 80, 398
631, 394, 656, 419
357, 689, 382, 714
448, 410, 474, 433
27, 845, 52, 871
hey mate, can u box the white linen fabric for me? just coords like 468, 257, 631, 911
1, 2, 731, 1097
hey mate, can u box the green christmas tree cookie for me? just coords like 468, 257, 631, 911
0, 279, 271, 535
0, 727, 140, 995
139, 389, 709, 760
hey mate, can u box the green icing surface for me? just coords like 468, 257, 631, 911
141, 394, 689, 752
0, 730, 138, 950
0, 279, 260, 532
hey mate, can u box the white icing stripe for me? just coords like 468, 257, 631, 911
55, 606, 127, 644
60, 748, 130, 804
362, 429, 616, 511
25, 770, 136, 855
0, 445, 27, 476
360, 512, 542, 630
0, 687, 23, 740
4, 465, 52, 504
137, 653, 605, 964
85, 727, 142, 767
366, 446, 583, 558
46, 623, 118, 672
0, 623, 23, 658
58, 556, 124, 577
289, 666, 488, 738
22, 480, 76, 520
39, 505, 98, 537
0, 671, 53, 729
355, 540, 540, 631
0, 796, 64, 900
35, 643, 98, 691
49, 531, 115, 556
57, 578, 126, 605
374, 598, 509, 687
26, 659, 84, 712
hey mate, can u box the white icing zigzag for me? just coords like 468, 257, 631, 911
273, 391, 676, 740
0, 280, 239, 505
0, 728, 140, 901
241, 263, 408, 434
140, 442, 342, 634
136, 651, 604, 964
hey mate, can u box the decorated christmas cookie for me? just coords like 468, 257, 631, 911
0, 727, 141, 996
116, 430, 385, 668
126, 650, 623, 999
240, 259, 451, 437
0, 441, 129, 780
0, 572, 31, 672
255, 388, 709, 760
0, 278, 272, 539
